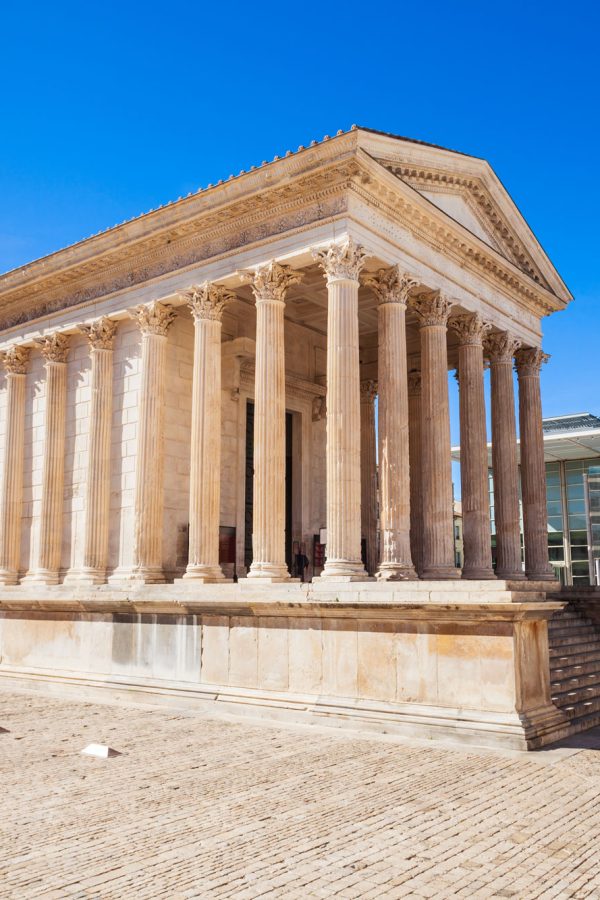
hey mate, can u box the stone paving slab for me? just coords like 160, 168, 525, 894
1, 689, 600, 898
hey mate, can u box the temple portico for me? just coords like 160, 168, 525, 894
0, 127, 575, 748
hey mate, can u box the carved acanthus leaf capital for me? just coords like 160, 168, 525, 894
129, 301, 176, 336
2, 345, 30, 375
360, 379, 378, 402
77, 317, 118, 350
312, 237, 368, 283
449, 312, 493, 346
312, 395, 326, 422
514, 346, 550, 377
240, 261, 302, 303
410, 290, 453, 327
34, 332, 69, 363
407, 370, 422, 395
181, 282, 236, 322
362, 265, 419, 307
484, 331, 522, 364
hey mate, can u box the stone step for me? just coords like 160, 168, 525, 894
549, 639, 600, 657
551, 670, 600, 691
551, 658, 600, 679
558, 709, 600, 736
552, 682, 600, 706
559, 695, 600, 719
548, 625, 600, 640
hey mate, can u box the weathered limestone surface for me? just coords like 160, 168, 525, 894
182, 284, 234, 582
359, 379, 378, 576
451, 313, 494, 580
0, 347, 29, 584
412, 292, 459, 579
486, 333, 525, 580
408, 370, 424, 577
516, 348, 555, 581
314, 239, 368, 580
365, 266, 416, 581
24, 334, 69, 585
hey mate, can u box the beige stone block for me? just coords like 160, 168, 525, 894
357, 622, 396, 701
478, 633, 515, 711
258, 617, 289, 690
288, 617, 323, 694
229, 616, 258, 688
200, 615, 229, 685
435, 631, 482, 708
322, 619, 358, 697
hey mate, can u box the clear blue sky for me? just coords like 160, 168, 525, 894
1, 0, 598, 442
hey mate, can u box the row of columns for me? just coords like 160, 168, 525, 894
0, 239, 553, 585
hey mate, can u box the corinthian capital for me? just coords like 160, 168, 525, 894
410, 290, 453, 327
484, 331, 522, 364
407, 370, 422, 395
360, 379, 378, 402
2, 345, 30, 375
35, 332, 69, 363
312, 237, 368, 282
514, 346, 550, 377
77, 317, 118, 350
182, 282, 236, 322
449, 312, 492, 346
362, 266, 419, 307
240, 261, 302, 302
129, 301, 176, 336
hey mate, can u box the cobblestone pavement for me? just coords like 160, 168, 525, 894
1, 690, 600, 899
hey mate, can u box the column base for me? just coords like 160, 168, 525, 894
0, 569, 20, 586
376, 564, 417, 582
63, 567, 107, 585
247, 562, 291, 582
496, 569, 526, 580
180, 564, 229, 583
108, 566, 165, 585
462, 567, 496, 580
20, 569, 61, 586
318, 559, 370, 581
420, 566, 461, 580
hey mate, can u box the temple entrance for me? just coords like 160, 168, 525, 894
244, 401, 294, 573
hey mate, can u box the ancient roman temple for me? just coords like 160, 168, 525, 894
0, 127, 576, 748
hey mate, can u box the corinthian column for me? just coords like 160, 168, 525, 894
313, 238, 368, 580
515, 347, 554, 581
242, 261, 301, 580
0, 346, 29, 584
449, 313, 494, 580
485, 332, 524, 579
408, 370, 424, 576
129, 301, 176, 583
27, 333, 69, 584
360, 379, 378, 576
364, 266, 416, 580
182, 283, 235, 581
411, 291, 459, 579
67, 318, 117, 583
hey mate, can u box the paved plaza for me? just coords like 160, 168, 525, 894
1, 690, 600, 898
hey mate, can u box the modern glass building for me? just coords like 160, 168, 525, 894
453, 412, 600, 585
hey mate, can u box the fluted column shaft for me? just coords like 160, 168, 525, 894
412, 292, 459, 579
408, 371, 424, 576
365, 266, 416, 580
183, 284, 234, 581
451, 314, 494, 579
516, 348, 554, 581
486, 333, 524, 579
0, 347, 29, 584
314, 239, 368, 579
360, 380, 378, 576
243, 262, 301, 580
28, 334, 69, 584
130, 302, 176, 583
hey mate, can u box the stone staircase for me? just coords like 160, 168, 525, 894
549, 602, 600, 734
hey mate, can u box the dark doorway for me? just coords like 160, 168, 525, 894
244, 401, 294, 572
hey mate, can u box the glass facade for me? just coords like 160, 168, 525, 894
487, 457, 599, 585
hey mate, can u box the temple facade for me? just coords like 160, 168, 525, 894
0, 127, 577, 748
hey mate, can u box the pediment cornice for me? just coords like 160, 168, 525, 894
0, 130, 570, 330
